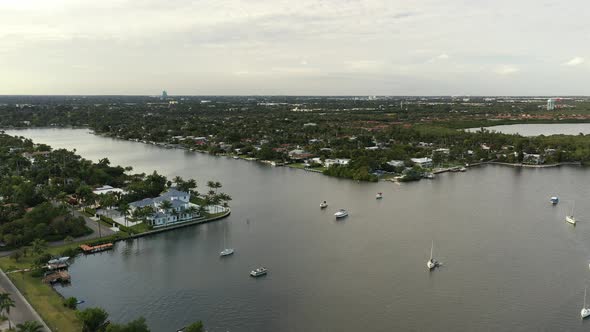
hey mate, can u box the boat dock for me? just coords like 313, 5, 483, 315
80, 243, 113, 254
43, 271, 71, 284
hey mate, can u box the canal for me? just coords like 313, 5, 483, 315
7, 128, 590, 331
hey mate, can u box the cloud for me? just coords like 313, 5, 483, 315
3, 0, 590, 94
563, 57, 584, 66
495, 65, 520, 75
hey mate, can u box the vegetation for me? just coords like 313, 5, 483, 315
16, 320, 44, 332
3, 96, 589, 183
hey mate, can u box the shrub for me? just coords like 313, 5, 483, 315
63, 296, 78, 309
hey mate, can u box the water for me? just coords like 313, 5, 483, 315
466, 123, 590, 136
7, 128, 590, 331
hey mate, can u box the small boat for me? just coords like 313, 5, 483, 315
233, 156, 239, 159
550, 196, 559, 205
320, 201, 328, 209
582, 287, 590, 319
459, 167, 467, 172
76, 300, 85, 305
376, 192, 383, 199
334, 209, 348, 218
250, 267, 268, 277
423, 173, 435, 179
427, 241, 440, 270
566, 201, 576, 225
48, 256, 70, 265
220, 248, 234, 257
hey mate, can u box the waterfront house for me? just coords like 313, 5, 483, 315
129, 188, 200, 228
93, 185, 128, 196
324, 158, 351, 168
387, 160, 405, 168
411, 157, 433, 168
523, 153, 544, 165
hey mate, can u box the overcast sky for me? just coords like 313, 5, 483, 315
1, 0, 589, 95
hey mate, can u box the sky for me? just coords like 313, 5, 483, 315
1, 0, 590, 96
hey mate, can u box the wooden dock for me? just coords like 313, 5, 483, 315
43, 271, 71, 284
80, 242, 113, 254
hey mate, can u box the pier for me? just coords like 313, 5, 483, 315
43, 271, 71, 284
80, 243, 113, 254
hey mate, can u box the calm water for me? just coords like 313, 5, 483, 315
467, 123, 590, 136
7, 128, 590, 332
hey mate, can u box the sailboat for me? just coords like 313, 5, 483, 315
566, 201, 576, 225
427, 241, 439, 270
582, 287, 590, 319
220, 224, 234, 257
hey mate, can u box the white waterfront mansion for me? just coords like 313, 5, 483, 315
129, 188, 201, 228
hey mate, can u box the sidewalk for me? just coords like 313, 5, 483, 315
0, 269, 51, 331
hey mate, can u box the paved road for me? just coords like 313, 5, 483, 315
0, 269, 51, 331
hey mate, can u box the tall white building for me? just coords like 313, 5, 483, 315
547, 98, 556, 110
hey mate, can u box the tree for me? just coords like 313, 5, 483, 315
77, 307, 109, 332
119, 203, 130, 227
0, 292, 16, 329
63, 296, 78, 309
184, 321, 204, 332
30, 239, 47, 256
105, 317, 150, 332
16, 321, 43, 332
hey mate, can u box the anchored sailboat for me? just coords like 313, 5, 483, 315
220, 223, 234, 257
582, 287, 590, 319
427, 241, 439, 270
566, 201, 576, 225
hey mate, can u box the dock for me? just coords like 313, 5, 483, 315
43, 271, 71, 284
80, 243, 113, 254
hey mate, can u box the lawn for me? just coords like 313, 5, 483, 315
8, 272, 82, 331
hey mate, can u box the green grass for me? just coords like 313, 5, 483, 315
8, 272, 82, 332
130, 222, 151, 233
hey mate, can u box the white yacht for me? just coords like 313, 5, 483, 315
582, 287, 590, 319
427, 241, 439, 270
550, 196, 559, 205
220, 248, 234, 256
566, 201, 576, 225
334, 209, 348, 218
250, 267, 268, 277
320, 201, 328, 209
376, 192, 383, 199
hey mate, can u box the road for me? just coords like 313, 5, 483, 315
0, 269, 51, 331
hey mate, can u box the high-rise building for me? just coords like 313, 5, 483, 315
547, 98, 555, 110
162, 90, 168, 99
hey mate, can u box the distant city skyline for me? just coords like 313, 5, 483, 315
2, 0, 590, 95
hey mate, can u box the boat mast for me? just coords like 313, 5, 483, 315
585, 287, 587, 308
430, 241, 434, 260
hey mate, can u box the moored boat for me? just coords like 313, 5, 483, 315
582, 287, 590, 319
334, 209, 348, 218
427, 241, 440, 270
320, 201, 328, 209
550, 196, 559, 205
376, 192, 383, 199
250, 267, 268, 277
220, 248, 234, 256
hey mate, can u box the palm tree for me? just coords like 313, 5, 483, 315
186, 206, 198, 219
16, 321, 43, 332
0, 293, 16, 329
119, 203, 130, 227
30, 239, 47, 256
159, 201, 173, 226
